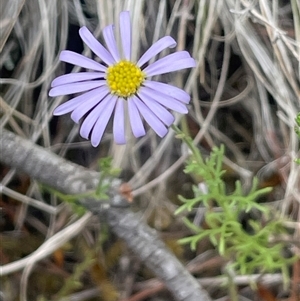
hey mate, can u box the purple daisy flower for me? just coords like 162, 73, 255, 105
49, 11, 196, 147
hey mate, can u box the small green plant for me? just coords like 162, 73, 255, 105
95, 156, 122, 199
174, 126, 295, 281
54, 249, 95, 299
42, 156, 121, 214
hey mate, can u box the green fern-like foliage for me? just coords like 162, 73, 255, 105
42, 156, 121, 214
173, 126, 295, 279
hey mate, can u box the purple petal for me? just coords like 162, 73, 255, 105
79, 26, 115, 65
113, 98, 126, 144
49, 80, 106, 97
51, 72, 104, 88
137, 36, 176, 67
60, 50, 107, 72
53, 86, 106, 116
128, 97, 146, 138
79, 94, 112, 139
119, 11, 131, 61
140, 94, 175, 126
143, 51, 196, 77
102, 25, 120, 62
91, 95, 118, 147
143, 80, 190, 104
132, 95, 168, 138
70, 86, 110, 123
138, 87, 188, 114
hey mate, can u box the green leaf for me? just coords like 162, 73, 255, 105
175, 132, 296, 277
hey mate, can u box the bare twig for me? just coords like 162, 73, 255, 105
0, 128, 212, 301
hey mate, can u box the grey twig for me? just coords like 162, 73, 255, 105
0, 129, 212, 301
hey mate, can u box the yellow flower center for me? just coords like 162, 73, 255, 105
106, 60, 145, 98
